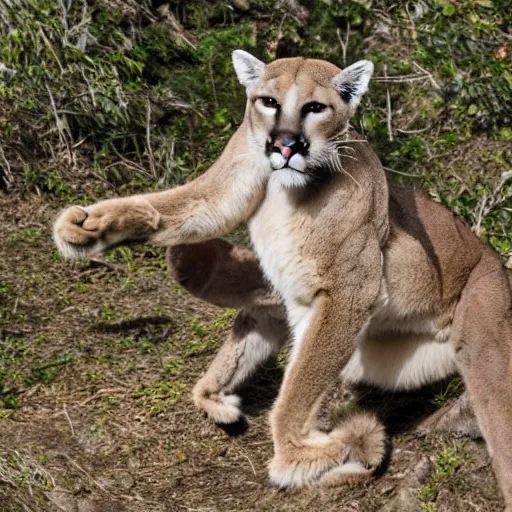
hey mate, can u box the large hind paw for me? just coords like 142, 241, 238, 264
269, 413, 386, 488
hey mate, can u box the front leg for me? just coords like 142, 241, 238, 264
53, 124, 269, 259
269, 232, 386, 488
53, 197, 161, 259
165, 238, 288, 426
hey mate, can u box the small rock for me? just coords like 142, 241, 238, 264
414, 456, 433, 485
232, 0, 249, 10
115, 471, 135, 491
380, 483, 396, 495
381, 488, 423, 512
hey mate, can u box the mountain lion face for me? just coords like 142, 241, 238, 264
232, 51, 374, 188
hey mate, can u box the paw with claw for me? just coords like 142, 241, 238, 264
53, 197, 160, 259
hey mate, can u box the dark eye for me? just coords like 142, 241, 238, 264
261, 97, 279, 109
303, 102, 327, 114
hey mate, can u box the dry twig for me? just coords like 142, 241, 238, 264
412, 61, 440, 90
59, 453, 110, 495
405, 2, 417, 41
62, 405, 75, 437
384, 65, 393, 142
336, 22, 351, 68
0, 143, 14, 188
45, 82, 72, 163
146, 97, 156, 178
384, 166, 424, 178
473, 171, 512, 236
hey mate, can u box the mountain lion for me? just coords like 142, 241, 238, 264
53, 51, 512, 508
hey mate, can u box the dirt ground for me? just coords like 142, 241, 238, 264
0, 196, 505, 512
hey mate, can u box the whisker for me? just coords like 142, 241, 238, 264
338, 153, 357, 161
335, 145, 357, 155
329, 152, 361, 189
328, 128, 350, 142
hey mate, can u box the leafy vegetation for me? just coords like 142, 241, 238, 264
1, 1, 510, 259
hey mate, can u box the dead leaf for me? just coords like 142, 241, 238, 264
495, 46, 508, 60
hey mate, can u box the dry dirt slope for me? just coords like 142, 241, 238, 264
0, 195, 504, 512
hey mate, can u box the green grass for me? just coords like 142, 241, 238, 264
212, 308, 238, 328
432, 377, 464, 407
133, 380, 187, 416
0, 451, 54, 495
0, 330, 75, 414
7, 228, 41, 243
419, 441, 473, 510
25, 352, 75, 386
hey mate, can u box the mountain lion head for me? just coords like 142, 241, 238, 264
232, 50, 374, 188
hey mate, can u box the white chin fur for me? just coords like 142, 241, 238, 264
270, 169, 309, 188
269, 154, 309, 188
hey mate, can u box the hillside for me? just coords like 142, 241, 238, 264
0, 1, 511, 511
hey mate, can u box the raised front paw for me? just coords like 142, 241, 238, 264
53, 206, 103, 259
53, 198, 160, 259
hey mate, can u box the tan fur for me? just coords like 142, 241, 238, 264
53, 52, 512, 508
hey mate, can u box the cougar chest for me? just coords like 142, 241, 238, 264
248, 181, 318, 326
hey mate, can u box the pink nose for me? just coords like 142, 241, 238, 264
273, 142, 292, 159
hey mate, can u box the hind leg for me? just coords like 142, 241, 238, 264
417, 391, 482, 439
167, 240, 288, 425
192, 308, 287, 424
451, 254, 512, 509
167, 239, 282, 309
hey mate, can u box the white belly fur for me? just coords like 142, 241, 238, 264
342, 332, 456, 390
249, 182, 456, 392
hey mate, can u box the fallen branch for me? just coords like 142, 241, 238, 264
412, 61, 440, 90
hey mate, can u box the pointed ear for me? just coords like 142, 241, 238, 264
333, 60, 374, 105
232, 50, 265, 92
